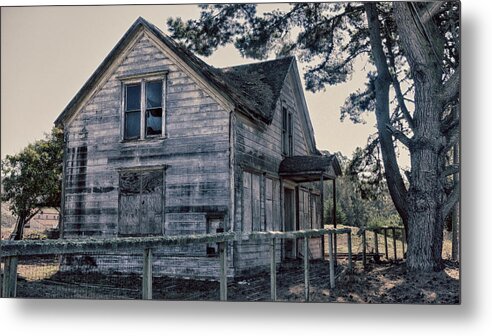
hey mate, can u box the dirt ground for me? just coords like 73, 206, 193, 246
10, 257, 459, 304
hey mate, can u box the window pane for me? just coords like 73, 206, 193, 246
125, 111, 140, 139
146, 108, 162, 136
146, 81, 162, 108
126, 84, 141, 111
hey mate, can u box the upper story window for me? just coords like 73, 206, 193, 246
282, 106, 293, 156
122, 72, 166, 140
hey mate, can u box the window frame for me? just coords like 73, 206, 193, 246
281, 105, 294, 157
120, 71, 167, 141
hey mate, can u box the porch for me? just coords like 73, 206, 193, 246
279, 154, 342, 259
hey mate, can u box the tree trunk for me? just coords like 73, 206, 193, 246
364, 3, 409, 231
451, 143, 460, 260
10, 214, 27, 241
394, 2, 447, 272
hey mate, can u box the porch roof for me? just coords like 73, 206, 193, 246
278, 155, 342, 182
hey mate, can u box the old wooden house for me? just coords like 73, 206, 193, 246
55, 17, 341, 278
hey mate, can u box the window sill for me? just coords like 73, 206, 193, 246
120, 136, 167, 144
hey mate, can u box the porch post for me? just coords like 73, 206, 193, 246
279, 178, 284, 261
319, 174, 325, 258
332, 179, 337, 265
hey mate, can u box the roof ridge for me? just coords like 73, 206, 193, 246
220, 56, 295, 70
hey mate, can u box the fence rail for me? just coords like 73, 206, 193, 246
1, 228, 352, 300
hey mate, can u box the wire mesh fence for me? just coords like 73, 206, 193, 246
1, 228, 355, 301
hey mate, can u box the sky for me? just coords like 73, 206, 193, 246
1, 4, 381, 163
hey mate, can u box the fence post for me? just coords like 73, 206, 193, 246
392, 228, 397, 260
219, 241, 228, 301
328, 231, 335, 289
333, 232, 338, 265
347, 231, 353, 272
402, 228, 406, 257
384, 228, 389, 259
303, 236, 310, 301
374, 230, 379, 258
2, 256, 18, 298
142, 248, 153, 300
362, 229, 367, 266
270, 238, 277, 301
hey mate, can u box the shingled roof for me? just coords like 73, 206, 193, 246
279, 155, 342, 182
219, 57, 294, 124
55, 17, 294, 126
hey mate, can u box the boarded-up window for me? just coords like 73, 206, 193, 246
298, 189, 311, 230
265, 178, 273, 231
119, 170, 164, 236
242, 171, 263, 232
311, 194, 320, 229
272, 180, 280, 231
252, 173, 261, 231
243, 171, 252, 233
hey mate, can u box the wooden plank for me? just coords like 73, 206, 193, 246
392, 227, 397, 260
374, 230, 379, 256
265, 178, 273, 231
1, 229, 352, 257
328, 232, 335, 289
243, 171, 252, 233
362, 229, 367, 266
2, 256, 18, 298
252, 173, 261, 231
332, 179, 337, 266
219, 242, 227, 301
320, 175, 324, 258
402, 228, 406, 257
270, 238, 277, 301
384, 228, 389, 259
303, 236, 309, 301
347, 232, 353, 271
142, 248, 153, 299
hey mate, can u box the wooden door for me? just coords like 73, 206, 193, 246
283, 188, 296, 259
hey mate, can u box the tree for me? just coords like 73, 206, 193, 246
167, 2, 460, 271
1, 127, 64, 240
324, 151, 401, 229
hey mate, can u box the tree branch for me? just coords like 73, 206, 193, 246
444, 125, 460, 153
386, 124, 412, 148
441, 68, 460, 104
442, 184, 460, 219
383, 26, 415, 130
442, 164, 460, 178
420, 2, 444, 24
26, 208, 41, 222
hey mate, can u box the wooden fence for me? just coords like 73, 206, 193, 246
361, 226, 406, 265
1, 228, 352, 300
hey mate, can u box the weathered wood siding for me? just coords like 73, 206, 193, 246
62, 32, 233, 277
233, 68, 316, 272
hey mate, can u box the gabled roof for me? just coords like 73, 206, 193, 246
219, 57, 294, 124
55, 17, 294, 126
